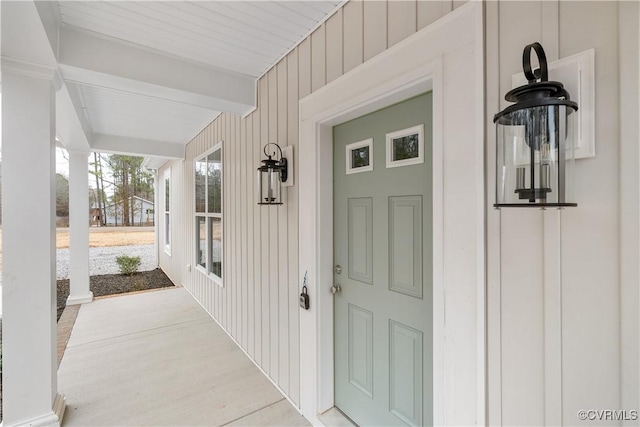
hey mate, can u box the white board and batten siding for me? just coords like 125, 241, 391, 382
486, 1, 639, 425
159, 0, 466, 409
160, 1, 638, 425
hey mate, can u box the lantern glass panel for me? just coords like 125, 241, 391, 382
496, 105, 575, 206
258, 167, 283, 205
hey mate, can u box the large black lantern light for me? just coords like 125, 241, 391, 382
258, 143, 288, 205
494, 42, 579, 208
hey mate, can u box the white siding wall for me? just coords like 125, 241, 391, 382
161, 0, 461, 407
486, 1, 638, 425
160, 0, 637, 421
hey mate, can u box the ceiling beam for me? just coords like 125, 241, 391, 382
141, 157, 171, 170
1, 1, 57, 70
91, 134, 184, 159
56, 85, 91, 151
3, 2, 92, 151
58, 26, 256, 116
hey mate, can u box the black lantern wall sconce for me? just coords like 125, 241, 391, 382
258, 143, 288, 205
494, 42, 579, 208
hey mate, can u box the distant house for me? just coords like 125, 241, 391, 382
89, 206, 102, 226
102, 196, 154, 226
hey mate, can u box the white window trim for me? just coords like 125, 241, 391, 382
164, 168, 171, 256
385, 124, 425, 168
345, 138, 374, 174
194, 141, 224, 287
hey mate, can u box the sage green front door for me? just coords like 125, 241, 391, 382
333, 93, 433, 426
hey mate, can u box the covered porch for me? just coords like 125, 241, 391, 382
2, 0, 639, 425
1, 1, 342, 424
57, 287, 308, 426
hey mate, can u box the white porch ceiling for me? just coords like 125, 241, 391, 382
49, 0, 344, 159
68, 82, 218, 144
57, 1, 340, 78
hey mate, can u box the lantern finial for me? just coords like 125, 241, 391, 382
522, 42, 548, 84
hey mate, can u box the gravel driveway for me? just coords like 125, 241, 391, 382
56, 244, 156, 279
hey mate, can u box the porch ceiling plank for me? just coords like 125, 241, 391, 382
195, 2, 301, 45
57, 1, 343, 79
134, 2, 286, 60
57, 26, 257, 116
58, 3, 273, 75
91, 133, 184, 159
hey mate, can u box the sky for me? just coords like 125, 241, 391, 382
56, 147, 70, 177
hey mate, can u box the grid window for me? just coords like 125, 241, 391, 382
164, 168, 171, 254
195, 142, 223, 283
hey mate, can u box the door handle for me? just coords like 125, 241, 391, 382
330, 284, 342, 295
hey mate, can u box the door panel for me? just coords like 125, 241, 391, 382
389, 320, 423, 427
348, 303, 374, 397
389, 196, 423, 298
333, 92, 433, 426
348, 198, 374, 284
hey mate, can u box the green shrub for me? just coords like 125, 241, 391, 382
116, 255, 141, 275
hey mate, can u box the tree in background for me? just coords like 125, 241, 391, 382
90, 152, 107, 226
7, 150, 155, 227
105, 154, 154, 226
56, 173, 69, 218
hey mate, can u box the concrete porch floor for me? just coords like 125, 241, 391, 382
58, 287, 309, 426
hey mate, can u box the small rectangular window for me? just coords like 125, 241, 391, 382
386, 124, 424, 168
345, 138, 374, 175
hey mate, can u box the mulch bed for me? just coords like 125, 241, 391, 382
56, 268, 175, 320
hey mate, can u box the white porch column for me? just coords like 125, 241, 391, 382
67, 149, 93, 305
1, 64, 66, 425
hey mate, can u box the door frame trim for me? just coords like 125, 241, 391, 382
298, 2, 485, 425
